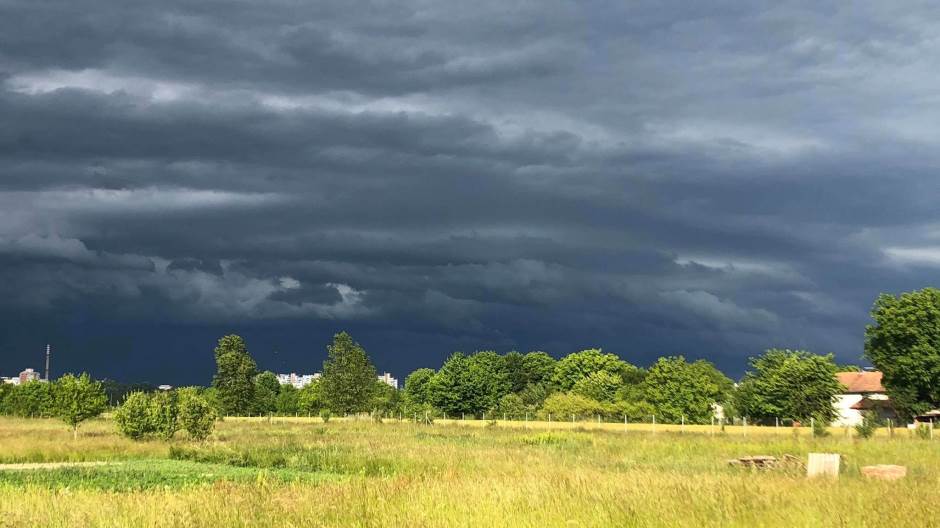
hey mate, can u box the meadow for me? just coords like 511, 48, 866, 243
1, 416, 939, 527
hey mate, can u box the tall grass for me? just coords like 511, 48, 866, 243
1, 416, 938, 527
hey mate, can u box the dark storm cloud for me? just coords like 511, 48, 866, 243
2, 0, 939, 382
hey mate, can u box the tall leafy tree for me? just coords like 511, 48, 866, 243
504, 351, 527, 393
251, 371, 280, 415
865, 288, 940, 419
403, 368, 436, 407
276, 384, 300, 415
572, 371, 623, 402
52, 373, 108, 439
428, 352, 474, 415
320, 332, 378, 414
522, 351, 557, 388
733, 349, 842, 423
212, 334, 257, 416
466, 351, 511, 413
640, 357, 731, 423
552, 349, 638, 391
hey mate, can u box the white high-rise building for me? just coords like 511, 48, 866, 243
276, 372, 321, 389
377, 372, 398, 389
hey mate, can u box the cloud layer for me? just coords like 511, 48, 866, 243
2, 1, 939, 383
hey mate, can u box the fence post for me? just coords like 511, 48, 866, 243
624, 414, 627, 432
652, 414, 656, 434
548, 413, 552, 423
743, 417, 748, 436
681, 415, 685, 433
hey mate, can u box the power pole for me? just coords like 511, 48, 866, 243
44, 344, 51, 381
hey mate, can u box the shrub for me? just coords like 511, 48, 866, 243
812, 415, 830, 437
179, 394, 216, 441
537, 393, 603, 421
150, 391, 180, 441
115, 392, 155, 440
320, 409, 332, 423
854, 411, 881, 439
914, 423, 932, 440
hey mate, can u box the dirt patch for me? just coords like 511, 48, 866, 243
0, 461, 118, 471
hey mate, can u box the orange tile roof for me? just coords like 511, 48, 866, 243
836, 371, 885, 393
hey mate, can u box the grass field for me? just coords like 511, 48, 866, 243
1, 416, 939, 527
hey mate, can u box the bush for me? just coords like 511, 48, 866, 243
854, 411, 881, 439
179, 394, 216, 441
150, 391, 180, 441
537, 393, 603, 421
320, 409, 332, 423
115, 392, 155, 440
812, 415, 830, 438
914, 423, 932, 440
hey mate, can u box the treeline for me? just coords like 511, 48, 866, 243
198, 330, 849, 425
0, 374, 108, 438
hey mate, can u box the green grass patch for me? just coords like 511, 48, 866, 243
169, 443, 406, 477
0, 459, 342, 491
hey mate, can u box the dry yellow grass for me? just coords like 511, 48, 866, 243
1, 416, 938, 527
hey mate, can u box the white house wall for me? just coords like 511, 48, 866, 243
833, 394, 864, 427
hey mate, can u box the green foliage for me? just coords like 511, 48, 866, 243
150, 391, 180, 441
178, 392, 216, 441
865, 288, 940, 420
371, 381, 402, 416
551, 349, 637, 391
275, 384, 300, 415
403, 368, 435, 407
572, 371, 622, 402
320, 409, 332, 423
812, 415, 830, 437
855, 411, 881, 439
537, 393, 603, 421
251, 371, 280, 416
428, 351, 511, 416
494, 393, 528, 419
733, 349, 842, 423
114, 392, 154, 440
640, 357, 731, 424
1, 381, 55, 418
52, 373, 107, 437
610, 399, 657, 421
522, 352, 558, 387
320, 332, 378, 414
297, 382, 323, 415
914, 423, 932, 440
212, 335, 257, 416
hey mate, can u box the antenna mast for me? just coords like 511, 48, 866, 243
44, 344, 51, 381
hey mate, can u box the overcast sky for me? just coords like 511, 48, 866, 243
2, 1, 938, 384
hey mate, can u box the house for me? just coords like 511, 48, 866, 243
833, 370, 896, 426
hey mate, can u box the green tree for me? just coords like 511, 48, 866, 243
52, 373, 108, 439
371, 381, 402, 416
865, 288, 940, 419
179, 392, 216, 441
150, 390, 179, 440
320, 332, 378, 414
494, 393, 528, 419
297, 382, 323, 415
114, 392, 154, 440
466, 351, 511, 413
251, 371, 280, 416
522, 351, 557, 388
503, 351, 527, 393
212, 335, 257, 416
428, 353, 474, 415
537, 392, 603, 421
428, 351, 510, 416
733, 349, 842, 424
572, 371, 623, 402
640, 357, 731, 423
403, 368, 436, 407
3, 381, 54, 418
552, 349, 638, 391
276, 384, 300, 415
